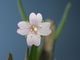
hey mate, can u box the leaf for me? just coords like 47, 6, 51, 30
18, 0, 28, 21
55, 2, 72, 40
8, 53, 13, 60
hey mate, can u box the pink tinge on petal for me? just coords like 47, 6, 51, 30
26, 35, 33, 46
29, 12, 43, 25
18, 21, 29, 29
33, 34, 41, 46
17, 29, 29, 36
37, 13, 43, 22
39, 22, 51, 28
38, 29, 51, 36
38, 22, 51, 36
29, 12, 37, 24
27, 34, 41, 46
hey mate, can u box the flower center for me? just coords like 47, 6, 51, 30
30, 25, 38, 33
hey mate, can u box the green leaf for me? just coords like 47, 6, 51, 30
55, 2, 72, 40
8, 53, 13, 60
18, 0, 28, 21
29, 45, 38, 60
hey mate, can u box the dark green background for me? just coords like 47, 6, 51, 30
0, 0, 80, 60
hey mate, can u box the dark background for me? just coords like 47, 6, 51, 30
0, 0, 80, 60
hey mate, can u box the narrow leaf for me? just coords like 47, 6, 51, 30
55, 2, 72, 40
18, 0, 28, 21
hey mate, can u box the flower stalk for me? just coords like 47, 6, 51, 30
29, 45, 38, 60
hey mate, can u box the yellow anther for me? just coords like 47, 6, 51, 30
34, 27, 38, 31
30, 25, 38, 32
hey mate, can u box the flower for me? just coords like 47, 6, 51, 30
17, 12, 51, 46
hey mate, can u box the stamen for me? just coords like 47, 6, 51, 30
30, 25, 38, 33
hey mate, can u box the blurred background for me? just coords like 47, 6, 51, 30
0, 0, 80, 60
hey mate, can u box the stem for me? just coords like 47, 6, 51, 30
29, 45, 38, 60
18, 0, 28, 21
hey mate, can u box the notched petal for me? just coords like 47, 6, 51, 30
29, 12, 37, 24
37, 13, 43, 22
18, 21, 29, 29
27, 34, 41, 46
17, 29, 28, 36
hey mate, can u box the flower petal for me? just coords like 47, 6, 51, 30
18, 21, 29, 29
27, 34, 41, 46
17, 29, 29, 35
38, 22, 51, 36
37, 13, 42, 22
29, 12, 37, 24
29, 12, 42, 25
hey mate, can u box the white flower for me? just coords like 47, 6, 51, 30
17, 12, 51, 46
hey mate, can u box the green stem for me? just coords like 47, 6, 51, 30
55, 2, 72, 40
18, 0, 28, 21
29, 45, 38, 60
